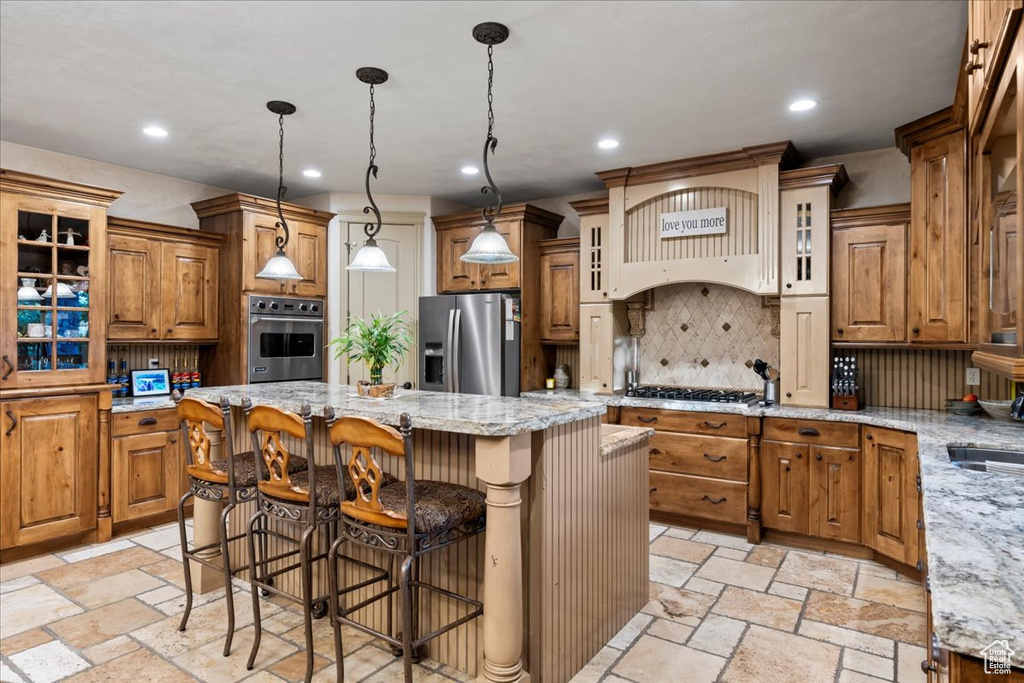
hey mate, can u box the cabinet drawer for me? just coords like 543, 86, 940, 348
112, 409, 179, 437
649, 472, 747, 524
649, 432, 748, 481
620, 408, 746, 438
763, 418, 859, 448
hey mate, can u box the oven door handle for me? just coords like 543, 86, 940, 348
250, 315, 324, 324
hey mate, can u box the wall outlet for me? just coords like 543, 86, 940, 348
966, 367, 981, 386
149, 357, 160, 369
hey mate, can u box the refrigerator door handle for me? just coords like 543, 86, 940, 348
452, 308, 462, 393
444, 309, 455, 392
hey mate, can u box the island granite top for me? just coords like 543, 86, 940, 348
184, 381, 605, 437
526, 389, 1024, 666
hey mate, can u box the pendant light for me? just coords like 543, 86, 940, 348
347, 67, 396, 273
256, 100, 303, 280
461, 22, 518, 265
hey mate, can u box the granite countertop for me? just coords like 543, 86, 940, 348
186, 381, 605, 437
526, 389, 1024, 665
111, 396, 177, 413
600, 424, 655, 455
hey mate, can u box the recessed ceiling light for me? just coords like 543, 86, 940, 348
788, 99, 817, 112
302, 169, 322, 178
598, 139, 619, 149
142, 125, 168, 137
461, 166, 479, 175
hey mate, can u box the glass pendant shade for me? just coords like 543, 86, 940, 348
347, 238, 395, 272
460, 224, 519, 264
42, 282, 76, 298
256, 251, 302, 280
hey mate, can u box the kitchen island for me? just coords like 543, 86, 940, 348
184, 382, 652, 683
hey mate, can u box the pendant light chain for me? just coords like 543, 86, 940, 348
363, 79, 383, 241
480, 40, 503, 224
274, 111, 290, 250
486, 43, 495, 140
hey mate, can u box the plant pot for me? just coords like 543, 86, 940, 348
357, 381, 395, 399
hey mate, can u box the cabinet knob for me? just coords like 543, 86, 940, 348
912, 327, 920, 334
968, 39, 989, 54
786, 283, 792, 289
470, 280, 475, 285
113, 313, 120, 320
602, 292, 607, 297
964, 60, 982, 74
837, 328, 843, 335
151, 328, 157, 334
785, 392, 792, 398
921, 660, 936, 673
796, 452, 803, 459
167, 328, 173, 334
602, 383, 607, 388
815, 453, 822, 461
866, 434, 873, 441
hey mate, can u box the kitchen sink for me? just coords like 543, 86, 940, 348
947, 447, 1024, 475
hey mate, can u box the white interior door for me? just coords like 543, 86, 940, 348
335, 221, 421, 387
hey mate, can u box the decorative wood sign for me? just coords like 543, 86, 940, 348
659, 206, 728, 239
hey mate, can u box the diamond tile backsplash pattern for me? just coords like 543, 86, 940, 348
640, 283, 780, 390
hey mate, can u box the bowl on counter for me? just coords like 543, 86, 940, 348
946, 398, 982, 416
978, 398, 1015, 421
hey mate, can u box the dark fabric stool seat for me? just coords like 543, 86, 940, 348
202, 452, 308, 488
376, 480, 485, 534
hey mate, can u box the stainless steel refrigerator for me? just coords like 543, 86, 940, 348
419, 292, 520, 397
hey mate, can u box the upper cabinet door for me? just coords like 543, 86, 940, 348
539, 246, 580, 343
286, 221, 326, 298
781, 186, 830, 296
477, 221, 521, 291
579, 213, 609, 303
244, 216, 290, 294
909, 130, 967, 343
437, 226, 480, 293
108, 234, 161, 340
161, 241, 219, 340
831, 224, 907, 342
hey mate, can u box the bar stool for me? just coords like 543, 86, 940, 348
243, 400, 388, 683
324, 409, 486, 683
173, 393, 307, 656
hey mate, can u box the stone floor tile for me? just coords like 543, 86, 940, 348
50, 598, 164, 649
854, 574, 926, 613
642, 583, 716, 623
0, 554, 66, 583
36, 547, 165, 591
259, 610, 306, 636
691, 530, 754, 551
132, 594, 276, 658
63, 569, 165, 609
426, 661, 476, 683
310, 643, 393, 682
8, 640, 90, 683
722, 624, 840, 683
648, 555, 697, 587
896, 642, 928, 683
768, 581, 809, 602
140, 558, 188, 589
80, 635, 140, 665
859, 563, 900, 580
0, 628, 52, 657
746, 545, 787, 568
713, 585, 802, 631
132, 526, 188, 551
649, 536, 715, 564
282, 619, 372, 659
686, 613, 747, 658
59, 539, 136, 564
154, 585, 235, 616
0, 661, 26, 683
839, 670, 890, 683
238, 673, 286, 683
608, 612, 653, 650
63, 648, 194, 683
798, 620, 896, 658
564, 644, 620, 683
648, 524, 667, 542
0, 575, 39, 595
844, 648, 895, 680
713, 547, 748, 561
663, 526, 699, 540
646, 618, 693, 645
0, 583, 83, 638
602, 677, 632, 683
684, 576, 724, 597
612, 635, 725, 683
775, 550, 860, 596
138, 584, 185, 606
173, 626, 296, 682
804, 591, 926, 645
695, 556, 775, 591
361, 659, 456, 682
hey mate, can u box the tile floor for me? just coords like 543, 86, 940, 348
0, 520, 928, 683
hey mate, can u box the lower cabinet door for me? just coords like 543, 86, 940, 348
760, 441, 809, 534
113, 430, 181, 522
0, 395, 98, 549
809, 446, 861, 543
862, 427, 920, 566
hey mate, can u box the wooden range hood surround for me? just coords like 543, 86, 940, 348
596, 142, 845, 299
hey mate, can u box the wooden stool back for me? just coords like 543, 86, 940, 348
244, 400, 315, 506
175, 394, 235, 485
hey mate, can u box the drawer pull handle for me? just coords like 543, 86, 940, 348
649, 448, 662, 455
649, 487, 657, 494
701, 495, 726, 505
703, 453, 727, 463
638, 416, 658, 424
1, 355, 12, 380
704, 421, 727, 429
138, 417, 158, 426
4, 410, 16, 437
798, 427, 820, 437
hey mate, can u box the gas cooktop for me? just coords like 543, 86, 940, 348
625, 385, 760, 405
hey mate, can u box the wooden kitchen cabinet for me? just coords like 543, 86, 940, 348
570, 197, 611, 304
780, 296, 830, 407
862, 426, 921, 568
538, 237, 580, 344
434, 217, 535, 293
830, 205, 910, 343
964, 0, 1022, 134
760, 440, 809, 535
781, 185, 831, 296
0, 394, 98, 549
111, 408, 182, 523
579, 303, 627, 394
243, 213, 327, 297
808, 445, 860, 543
107, 218, 220, 342
437, 226, 480, 292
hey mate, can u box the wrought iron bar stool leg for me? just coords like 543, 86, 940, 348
399, 555, 415, 682
300, 526, 317, 683
177, 490, 195, 633
245, 510, 265, 671
219, 502, 237, 656
327, 534, 346, 683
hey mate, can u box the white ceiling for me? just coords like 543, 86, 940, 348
0, 1, 964, 204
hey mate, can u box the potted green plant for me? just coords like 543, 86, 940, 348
329, 311, 413, 398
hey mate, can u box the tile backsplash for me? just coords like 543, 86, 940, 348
640, 283, 780, 391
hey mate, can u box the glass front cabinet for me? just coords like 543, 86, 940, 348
1, 170, 121, 389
